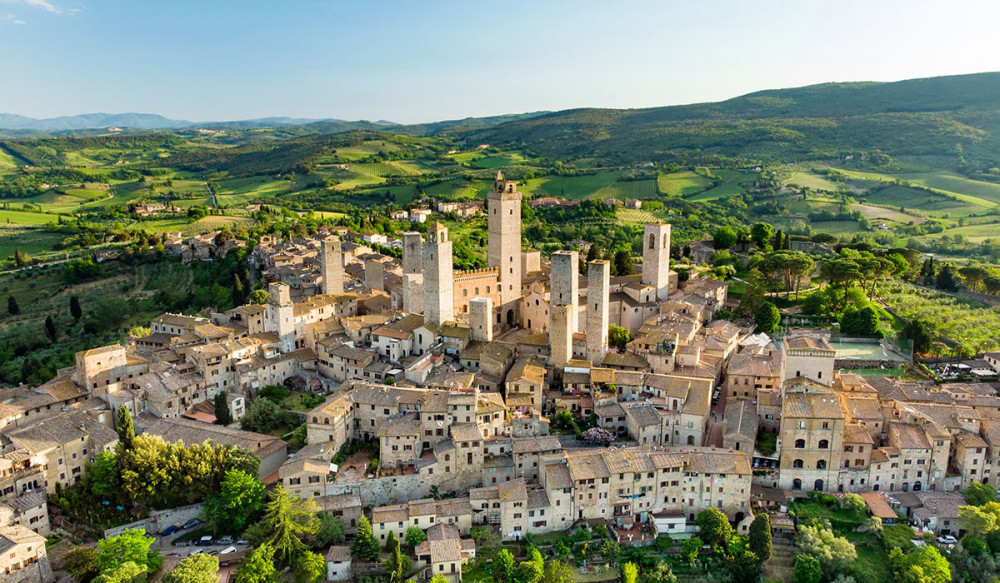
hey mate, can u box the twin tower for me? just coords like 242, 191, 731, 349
401, 171, 522, 333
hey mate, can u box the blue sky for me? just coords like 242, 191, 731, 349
2, 0, 1000, 123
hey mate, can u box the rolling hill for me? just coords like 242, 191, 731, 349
463, 72, 1000, 174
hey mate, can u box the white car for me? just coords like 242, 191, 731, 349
220, 546, 238, 555
937, 535, 957, 545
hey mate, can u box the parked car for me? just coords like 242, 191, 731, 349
207, 549, 220, 556
217, 536, 234, 545
195, 536, 213, 547
236, 539, 248, 545
175, 540, 192, 548
181, 519, 201, 530
189, 549, 203, 556
221, 546, 238, 555
160, 525, 179, 537
937, 535, 957, 545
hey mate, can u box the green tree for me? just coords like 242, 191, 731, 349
96, 529, 161, 576
748, 514, 772, 562
681, 536, 702, 564
793, 554, 822, 583
936, 264, 960, 292
755, 301, 780, 334
70, 295, 83, 320
93, 562, 147, 583
315, 513, 346, 546
89, 450, 118, 499
63, 546, 99, 582
234, 544, 278, 583
294, 550, 326, 583
163, 554, 219, 583
430, 576, 450, 583
204, 469, 264, 533
714, 227, 738, 250
613, 249, 634, 276
248, 289, 269, 304
240, 398, 281, 433
45, 315, 57, 342
385, 543, 410, 583
795, 524, 856, 578
385, 530, 399, 554
7, 295, 18, 315
958, 505, 998, 535
352, 515, 381, 562
116, 406, 135, 452
900, 319, 935, 354
621, 561, 639, 583
728, 550, 762, 583
542, 560, 573, 583
751, 222, 774, 248
889, 546, 951, 583
841, 493, 866, 514
404, 526, 426, 548
214, 392, 232, 426
964, 482, 998, 507
645, 561, 677, 583
494, 548, 516, 583
261, 485, 319, 567
608, 324, 632, 351
516, 546, 543, 583
600, 539, 621, 565
697, 508, 733, 550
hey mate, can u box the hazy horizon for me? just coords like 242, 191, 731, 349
3, 0, 1000, 123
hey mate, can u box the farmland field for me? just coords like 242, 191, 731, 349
851, 203, 924, 224
0, 209, 65, 225
658, 170, 712, 197
0, 228, 64, 260
522, 171, 625, 200
617, 209, 661, 223
423, 179, 490, 201
786, 170, 842, 191
811, 220, 863, 234
349, 161, 422, 177
864, 185, 981, 217
686, 169, 750, 201
881, 281, 1000, 353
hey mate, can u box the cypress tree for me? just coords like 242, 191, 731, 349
748, 514, 772, 562
70, 296, 82, 320
214, 392, 232, 425
116, 405, 135, 452
44, 315, 57, 343
7, 295, 19, 316
352, 515, 381, 562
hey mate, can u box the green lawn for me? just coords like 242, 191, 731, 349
786, 170, 843, 191
658, 170, 713, 197
522, 171, 625, 200
0, 209, 65, 225
0, 228, 65, 260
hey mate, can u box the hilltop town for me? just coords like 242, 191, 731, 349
1, 170, 998, 583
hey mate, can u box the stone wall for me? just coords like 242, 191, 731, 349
327, 474, 425, 507
103, 503, 204, 539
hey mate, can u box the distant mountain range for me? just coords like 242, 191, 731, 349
0, 113, 401, 131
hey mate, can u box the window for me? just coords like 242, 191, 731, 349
818, 440, 829, 449
817, 460, 827, 470
795, 439, 805, 449
793, 459, 804, 469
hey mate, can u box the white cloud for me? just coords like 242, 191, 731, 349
0, 0, 61, 14
1, 12, 27, 24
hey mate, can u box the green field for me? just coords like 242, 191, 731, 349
522, 171, 628, 200
617, 209, 662, 223
851, 203, 924, 224
333, 141, 404, 161
686, 169, 750, 201
349, 161, 422, 177
0, 209, 65, 225
786, 170, 843, 191
423, 179, 490, 201
658, 170, 713, 197
0, 228, 65, 261
812, 220, 863, 234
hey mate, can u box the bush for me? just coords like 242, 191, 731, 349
258, 384, 291, 403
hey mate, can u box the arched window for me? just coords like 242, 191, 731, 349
817, 460, 827, 470
818, 440, 829, 449
663, 233, 668, 248
793, 459, 803, 469
687, 435, 695, 445
813, 479, 824, 491
734, 442, 740, 451
795, 439, 806, 449
792, 479, 802, 490
648, 234, 655, 249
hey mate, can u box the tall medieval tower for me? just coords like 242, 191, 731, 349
550, 250, 579, 333
423, 223, 454, 326
587, 259, 610, 364
402, 232, 424, 314
321, 237, 344, 295
642, 223, 672, 301
488, 171, 522, 326
267, 282, 295, 353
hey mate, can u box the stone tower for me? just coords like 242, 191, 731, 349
402, 232, 422, 275
321, 237, 344, 295
642, 223, 672, 301
469, 297, 493, 342
267, 282, 295, 353
365, 257, 385, 293
550, 303, 573, 368
401, 232, 424, 314
423, 223, 454, 326
587, 259, 610, 364
488, 171, 522, 326
550, 250, 579, 333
